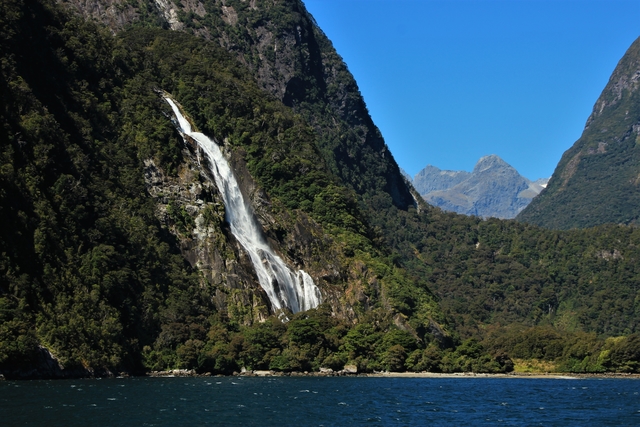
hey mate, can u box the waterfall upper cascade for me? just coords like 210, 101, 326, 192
164, 97, 322, 314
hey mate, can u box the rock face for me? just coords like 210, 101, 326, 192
517, 36, 640, 229
36, 0, 447, 353
413, 166, 470, 195
141, 117, 352, 324
142, 147, 274, 325
53, 0, 421, 318
57, 0, 414, 210
413, 155, 547, 219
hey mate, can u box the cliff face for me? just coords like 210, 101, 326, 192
58, 0, 415, 210
141, 112, 358, 324
0, 0, 451, 377
413, 156, 546, 219
53, 0, 429, 320
517, 36, 640, 229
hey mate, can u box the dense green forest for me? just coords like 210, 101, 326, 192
1, 0, 639, 378
0, 0, 451, 377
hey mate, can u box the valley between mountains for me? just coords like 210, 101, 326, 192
1, 0, 640, 378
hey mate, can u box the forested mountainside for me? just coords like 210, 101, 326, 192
518, 36, 640, 229
59, 0, 415, 210
0, 0, 450, 378
1, 0, 640, 378
413, 155, 547, 219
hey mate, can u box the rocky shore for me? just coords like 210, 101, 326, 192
144, 368, 640, 380
147, 365, 360, 378
5, 362, 640, 380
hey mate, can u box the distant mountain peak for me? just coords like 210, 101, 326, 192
473, 154, 511, 172
412, 155, 547, 219
476, 154, 503, 164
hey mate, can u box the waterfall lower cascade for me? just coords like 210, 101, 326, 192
164, 97, 321, 314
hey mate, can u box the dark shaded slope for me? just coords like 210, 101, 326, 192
0, 0, 452, 377
0, 0, 206, 375
59, 0, 416, 210
518, 37, 640, 229
209, 0, 417, 211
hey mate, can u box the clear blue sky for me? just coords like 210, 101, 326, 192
302, 0, 640, 180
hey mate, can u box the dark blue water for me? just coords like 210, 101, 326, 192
1, 376, 639, 426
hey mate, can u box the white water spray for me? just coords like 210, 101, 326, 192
164, 97, 321, 314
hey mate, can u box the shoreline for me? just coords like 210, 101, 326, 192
145, 369, 640, 380
4, 368, 640, 381
361, 372, 640, 379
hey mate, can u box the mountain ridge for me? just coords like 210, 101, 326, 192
412, 155, 547, 219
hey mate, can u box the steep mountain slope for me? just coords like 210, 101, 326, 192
58, 0, 431, 322
414, 155, 546, 219
518, 36, 640, 229
59, 0, 415, 210
0, 0, 451, 377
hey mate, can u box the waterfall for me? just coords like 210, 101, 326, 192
164, 97, 321, 314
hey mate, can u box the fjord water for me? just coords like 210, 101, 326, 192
2, 376, 640, 426
164, 98, 321, 313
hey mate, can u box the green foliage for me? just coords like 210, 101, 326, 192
2, 0, 640, 378
483, 326, 640, 373
107, 305, 510, 375
383, 198, 640, 341
0, 298, 38, 367
440, 339, 506, 373
0, 0, 217, 375
166, 200, 194, 235
406, 345, 444, 373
